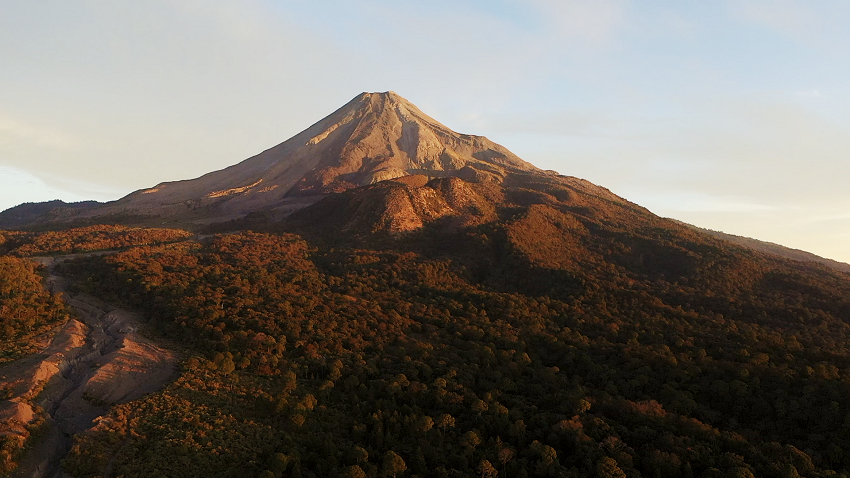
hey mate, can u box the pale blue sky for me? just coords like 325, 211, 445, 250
2, 1, 849, 262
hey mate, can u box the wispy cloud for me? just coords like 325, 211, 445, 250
478, 110, 619, 137
795, 89, 824, 100
0, 167, 81, 211
522, 0, 627, 45
730, 0, 819, 39
799, 212, 850, 223
0, 117, 78, 151
679, 200, 778, 213
0, 166, 124, 212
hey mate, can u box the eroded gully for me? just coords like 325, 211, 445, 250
4, 255, 177, 478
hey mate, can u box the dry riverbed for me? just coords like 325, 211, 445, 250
0, 255, 177, 478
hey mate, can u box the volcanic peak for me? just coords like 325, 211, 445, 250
107, 91, 542, 219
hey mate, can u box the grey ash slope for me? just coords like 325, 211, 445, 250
102, 91, 544, 219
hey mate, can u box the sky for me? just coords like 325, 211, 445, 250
2, 1, 849, 263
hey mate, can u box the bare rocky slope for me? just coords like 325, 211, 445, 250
1, 92, 846, 273
94, 91, 545, 221
286, 171, 639, 239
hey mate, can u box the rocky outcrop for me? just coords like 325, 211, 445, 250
287, 176, 500, 237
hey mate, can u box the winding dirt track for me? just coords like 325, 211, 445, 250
0, 255, 178, 478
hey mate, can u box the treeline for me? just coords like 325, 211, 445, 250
60, 230, 850, 478
0, 225, 191, 257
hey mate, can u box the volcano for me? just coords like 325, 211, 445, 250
100, 91, 553, 220
0, 91, 635, 230
2, 91, 846, 272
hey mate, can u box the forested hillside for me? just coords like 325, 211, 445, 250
56, 224, 850, 477
0, 256, 68, 473
2, 173, 850, 477
0, 225, 191, 257
0, 257, 67, 364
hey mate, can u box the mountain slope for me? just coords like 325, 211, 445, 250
52, 207, 850, 477
102, 92, 543, 219
284, 168, 779, 283
2, 91, 845, 275
0, 200, 101, 229
3, 92, 850, 476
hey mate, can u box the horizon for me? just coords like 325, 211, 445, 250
2, 1, 849, 263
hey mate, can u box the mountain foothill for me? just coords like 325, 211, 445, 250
1, 92, 850, 477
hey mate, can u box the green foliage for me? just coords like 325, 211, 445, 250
595, 457, 626, 478
0, 255, 68, 473
478, 459, 498, 478
343, 464, 367, 478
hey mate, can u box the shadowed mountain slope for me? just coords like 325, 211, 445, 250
0, 200, 102, 229
280, 162, 850, 319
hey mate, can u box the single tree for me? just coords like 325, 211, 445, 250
343, 465, 367, 478
595, 457, 626, 478
478, 459, 498, 478
382, 451, 406, 478
498, 447, 515, 477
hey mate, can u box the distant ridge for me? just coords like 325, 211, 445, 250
0, 200, 101, 229
679, 222, 850, 273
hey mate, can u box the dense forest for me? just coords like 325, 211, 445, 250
0, 256, 67, 364
2, 175, 850, 477
50, 223, 850, 477
0, 225, 191, 257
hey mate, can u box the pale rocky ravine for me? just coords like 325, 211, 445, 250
0, 255, 177, 478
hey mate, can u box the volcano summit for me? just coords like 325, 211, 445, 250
4, 91, 845, 272
96, 92, 550, 221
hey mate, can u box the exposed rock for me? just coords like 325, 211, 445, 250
0, 401, 34, 438
0, 256, 177, 478
288, 176, 500, 237
87, 92, 542, 222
